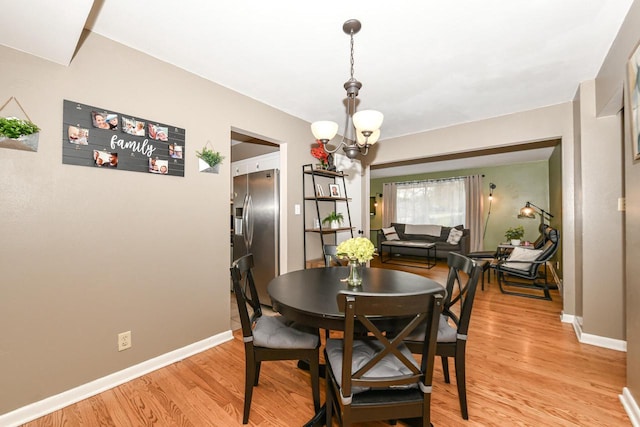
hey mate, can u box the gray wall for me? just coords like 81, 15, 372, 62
0, 31, 313, 415
596, 0, 640, 410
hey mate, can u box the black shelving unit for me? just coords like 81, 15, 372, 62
303, 164, 354, 268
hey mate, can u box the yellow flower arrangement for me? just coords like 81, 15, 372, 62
336, 237, 376, 264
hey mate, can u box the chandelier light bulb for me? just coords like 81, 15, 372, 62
356, 128, 380, 146
352, 110, 384, 134
310, 121, 339, 143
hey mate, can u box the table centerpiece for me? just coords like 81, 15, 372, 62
336, 237, 376, 287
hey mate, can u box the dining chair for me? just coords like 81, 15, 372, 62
230, 254, 321, 424
323, 244, 344, 266
405, 252, 485, 420
325, 289, 443, 426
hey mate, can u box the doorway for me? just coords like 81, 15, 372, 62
229, 130, 280, 330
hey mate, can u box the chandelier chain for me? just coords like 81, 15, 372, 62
349, 30, 355, 81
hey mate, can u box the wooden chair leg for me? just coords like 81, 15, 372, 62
254, 361, 261, 386
441, 356, 450, 383
243, 360, 256, 424
326, 370, 333, 426
455, 348, 469, 420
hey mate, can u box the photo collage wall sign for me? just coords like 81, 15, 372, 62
62, 100, 185, 177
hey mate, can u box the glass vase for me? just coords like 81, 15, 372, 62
346, 259, 363, 287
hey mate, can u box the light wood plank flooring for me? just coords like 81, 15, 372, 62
24, 258, 629, 426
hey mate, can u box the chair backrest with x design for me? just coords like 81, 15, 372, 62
441, 252, 483, 338
324, 244, 345, 267
325, 290, 443, 425
231, 254, 321, 424
230, 254, 262, 341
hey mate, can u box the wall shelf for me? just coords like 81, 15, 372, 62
302, 164, 354, 267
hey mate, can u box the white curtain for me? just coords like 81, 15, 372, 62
464, 175, 484, 252
382, 182, 397, 227
395, 178, 465, 226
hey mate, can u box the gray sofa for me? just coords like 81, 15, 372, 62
376, 223, 470, 260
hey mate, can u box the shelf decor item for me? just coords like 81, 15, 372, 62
196, 144, 224, 173
336, 237, 376, 287
311, 142, 332, 170
505, 225, 525, 246
0, 97, 40, 152
322, 211, 344, 229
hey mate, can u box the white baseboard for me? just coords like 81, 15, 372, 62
560, 312, 575, 324
621, 387, 640, 427
0, 330, 233, 427
567, 315, 627, 352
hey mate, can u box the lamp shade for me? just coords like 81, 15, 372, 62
310, 121, 339, 141
519, 204, 535, 217
352, 110, 384, 132
356, 128, 380, 145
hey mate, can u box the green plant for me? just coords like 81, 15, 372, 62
505, 225, 525, 241
322, 211, 344, 225
0, 117, 40, 138
196, 146, 224, 167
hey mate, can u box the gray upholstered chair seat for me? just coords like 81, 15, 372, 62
406, 314, 457, 343
325, 338, 419, 394
253, 315, 319, 349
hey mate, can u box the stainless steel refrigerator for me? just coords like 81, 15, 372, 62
233, 169, 280, 305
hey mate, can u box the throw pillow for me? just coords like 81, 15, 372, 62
446, 228, 464, 244
502, 247, 543, 271
382, 226, 400, 241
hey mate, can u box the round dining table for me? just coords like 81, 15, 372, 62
267, 266, 445, 427
268, 266, 445, 331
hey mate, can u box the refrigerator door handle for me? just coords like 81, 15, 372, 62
243, 194, 254, 251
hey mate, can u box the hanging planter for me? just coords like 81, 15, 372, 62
196, 144, 224, 174
198, 157, 221, 173
0, 97, 40, 152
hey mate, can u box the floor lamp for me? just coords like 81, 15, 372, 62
519, 201, 554, 242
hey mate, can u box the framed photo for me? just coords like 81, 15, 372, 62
329, 184, 341, 198
627, 42, 640, 160
316, 184, 325, 197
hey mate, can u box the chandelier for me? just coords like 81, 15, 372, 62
311, 19, 383, 160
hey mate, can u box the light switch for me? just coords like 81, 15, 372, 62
294, 204, 301, 215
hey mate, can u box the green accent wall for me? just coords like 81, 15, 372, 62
371, 161, 550, 253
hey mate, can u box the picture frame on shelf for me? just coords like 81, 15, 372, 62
329, 184, 341, 198
627, 41, 640, 160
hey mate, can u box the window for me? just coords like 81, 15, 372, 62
396, 178, 465, 226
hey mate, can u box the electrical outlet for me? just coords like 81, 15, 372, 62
118, 331, 132, 351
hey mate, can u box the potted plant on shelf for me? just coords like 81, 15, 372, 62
0, 116, 40, 152
505, 225, 525, 246
322, 211, 344, 229
196, 146, 224, 173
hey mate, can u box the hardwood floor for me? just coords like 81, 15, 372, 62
24, 259, 629, 426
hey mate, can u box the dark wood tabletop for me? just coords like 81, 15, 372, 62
268, 266, 445, 331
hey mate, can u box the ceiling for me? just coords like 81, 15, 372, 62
0, 1, 633, 176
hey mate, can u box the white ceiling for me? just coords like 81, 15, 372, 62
0, 1, 633, 175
